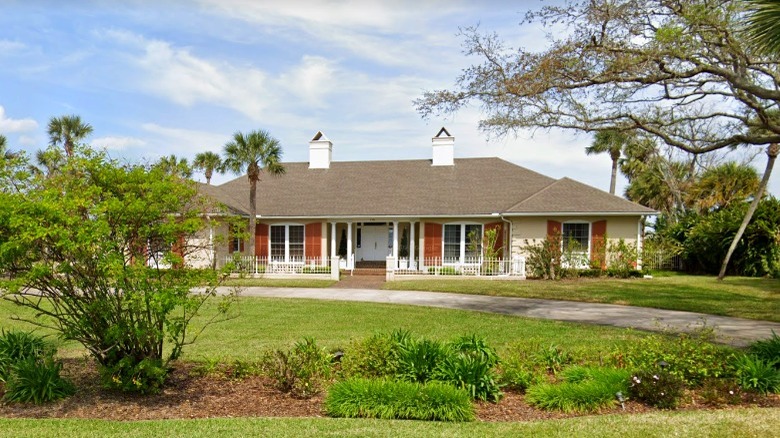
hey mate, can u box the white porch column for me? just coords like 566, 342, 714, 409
409, 221, 416, 269
330, 222, 336, 259
347, 222, 353, 269
392, 221, 399, 266
419, 221, 425, 269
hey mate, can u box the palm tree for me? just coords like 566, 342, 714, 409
687, 162, 759, 213
193, 151, 222, 185
222, 130, 285, 257
32, 148, 66, 178
155, 154, 192, 178
586, 130, 631, 195
47, 115, 93, 158
746, 0, 780, 56
0, 134, 10, 159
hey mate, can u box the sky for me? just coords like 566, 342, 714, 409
0, 0, 777, 196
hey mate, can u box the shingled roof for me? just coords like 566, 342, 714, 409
200, 157, 655, 217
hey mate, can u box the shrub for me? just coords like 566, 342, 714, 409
324, 378, 475, 422
628, 369, 685, 409
340, 332, 401, 379
620, 329, 736, 387
228, 358, 263, 379
448, 334, 500, 368
535, 344, 573, 375
0, 330, 50, 382
526, 366, 630, 413
262, 337, 332, 398
733, 354, 780, 395
3, 356, 75, 404
498, 357, 539, 392
396, 337, 446, 383
99, 357, 169, 395
427, 266, 460, 275
747, 331, 780, 368
435, 352, 502, 402
606, 239, 639, 278
699, 378, 743, 406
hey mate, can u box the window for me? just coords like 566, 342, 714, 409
562, 223, 589, 253
443, 223, 483, 262
270, 224, 305, 261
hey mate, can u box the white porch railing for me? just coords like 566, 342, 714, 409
392, 257, 526, 278
221, 256, 332, 275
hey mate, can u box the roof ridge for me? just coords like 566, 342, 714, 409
503, 178, 562, 212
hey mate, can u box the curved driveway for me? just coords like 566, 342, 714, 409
220, 286, 780, 347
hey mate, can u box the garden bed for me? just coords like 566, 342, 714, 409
0, 359, 777, 422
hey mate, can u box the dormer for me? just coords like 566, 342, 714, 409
431, 127, 454, 166
309, 131, 332, 169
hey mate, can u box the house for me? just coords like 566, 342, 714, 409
193, 128, 655, 278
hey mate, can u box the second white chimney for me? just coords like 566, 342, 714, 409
432, 127, 454, 166
309, 131, 332, 169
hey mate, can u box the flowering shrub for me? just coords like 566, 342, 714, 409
628, 370, 685, 409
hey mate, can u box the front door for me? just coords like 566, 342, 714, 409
357, 223, 391, 261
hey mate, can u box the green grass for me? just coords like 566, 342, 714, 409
0, 297, 647, 361
384, 275, 780, 322
0, 408, 777, 437
222, 278, 337, 288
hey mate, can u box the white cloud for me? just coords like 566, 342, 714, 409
278, 55, 336, 108
0, 39, 26, 54
92, 135, 147, 151
141, 123, 227, 156
0, 106, 38, 133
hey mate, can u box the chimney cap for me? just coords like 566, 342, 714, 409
311, 131, 330, 142
435, 127, 452, 138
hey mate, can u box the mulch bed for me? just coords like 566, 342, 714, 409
0, 359, 777, 422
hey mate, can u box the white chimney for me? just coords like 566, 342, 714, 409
432, 127, 454, 166
309, 131, 332, 169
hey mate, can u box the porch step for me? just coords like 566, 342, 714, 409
332, 273, 386, 289
345, 268, 386, 276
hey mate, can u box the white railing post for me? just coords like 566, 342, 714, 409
331, 256, 340, 280
386, 256, 396, 282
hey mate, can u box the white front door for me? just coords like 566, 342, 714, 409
357, 224, 391, 261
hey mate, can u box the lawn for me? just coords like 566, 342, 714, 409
0, 408, 777, 437
384, 274, 780, 322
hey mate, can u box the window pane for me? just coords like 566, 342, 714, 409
289, 225, 304, 260
465, 224, 482, 260
443, 224, 460, 261
270, 225, 285, 260
562, 223, 589, 252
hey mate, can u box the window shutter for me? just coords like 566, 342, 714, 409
305, 222, 322, 260
591, 220, 607, 268
424, 223, 442, 260
547, 220, 562, 238
484, 222, 504, 258
256, 223, 269, 258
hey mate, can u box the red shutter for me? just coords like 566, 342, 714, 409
424, 223, 442, 260
547, 220, 562, 238
172, 235, 185, 268
305, 222, 322, 260
256, 223, 269, 258
484, 222, 504, 258
591, 220, 607, 268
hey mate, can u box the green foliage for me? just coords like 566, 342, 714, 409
0, 146, 234, 394
427, 266, 460, 275
535, 344, 573, 375
396, 337, 446, 383
0, 330, 50, 382
100, 357, 169, 394
747, 331, 780, 368
228, 358, 263, 379
698, 378, 743, 406
628, 370, 685, 409
619, 329, 736, 387
733, 354, 780, 395
526, 366, 630, 413
661, 198, 780, 277
524, 234, 562, 280
448, 334, 500, 368
324, 378, 475, 422
606, 239, 639, 278
434, 348, 503, 402
261, 337, 332, 398
340, 332, 401, 379
3, 355, 75, 404
498, 357, 539, 392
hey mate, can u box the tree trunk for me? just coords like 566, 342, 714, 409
609, 157, 618, 195
248, 177, 257, 257
718, 143, 778, 280
205, 169, 212, 185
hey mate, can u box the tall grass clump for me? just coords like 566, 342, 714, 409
324, 378, 474, 422
0, 330, 74, 404
747, 331, 780, 369
526, 366, 630, 413
0, 330, 50, 382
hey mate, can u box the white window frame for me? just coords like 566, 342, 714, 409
442, 223, 483, 264
561, 221, 591, 269
269, 224, 305, 262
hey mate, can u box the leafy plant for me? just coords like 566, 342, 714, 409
262, 337, 332, 398
3, 356, 75, 404
628, 370, 685, 409
699, 378, 743, 406
747, 331, 780, 368
99, 357, 169, 394
535, 344, 573, 375
435, 351, 502, 402
733, 354, 780, 395
449, 334, 500, 368
524, 233, 562, 280
396, 337, 446, 383
526, 366, 630, 413
340, 332, 401, 379
324, 378, 475, 422
0, 330, 50, 382
228, 358, 263, 379
606, 239, 639, 278
498, 357, 539, 392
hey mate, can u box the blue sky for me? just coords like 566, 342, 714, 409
0, 0, 776, 195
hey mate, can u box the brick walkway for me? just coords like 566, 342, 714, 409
330, 274, 385, 289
